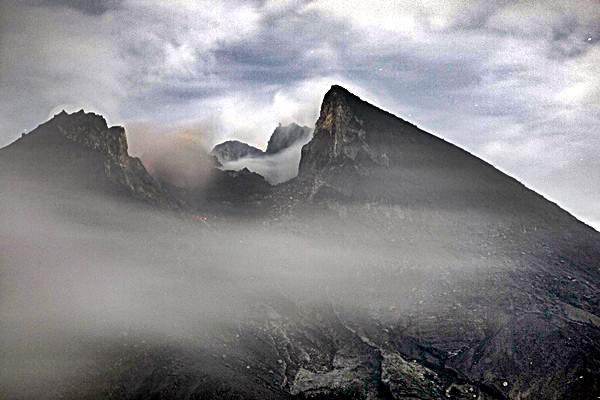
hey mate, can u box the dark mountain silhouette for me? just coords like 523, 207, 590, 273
1, 87, 599, 399
266, 122, 311, 154
211, 123, 311, 166
209, 123, 312, 186
298, 85, 567, 219
273, 85, 600, 398
168, 166, 272, 215
0, 110, 177, 208
211, 139, 264, 163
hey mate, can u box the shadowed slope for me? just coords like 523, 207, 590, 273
1, 88, 599, 400
298, 85, 576, 226
0, 110, 177, 208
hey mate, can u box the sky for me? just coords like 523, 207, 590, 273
0, 0, 599, 229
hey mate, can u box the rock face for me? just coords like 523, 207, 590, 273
210, 123, 312, 186
211, 140, 264, 163
298, 85, 563, 219
0, 110, 176, 207
1, 88, 600, 400
299, 85, 390, 175
212, 123, 311, 165
281, 85, 600, 399
266, 123, 311, 154
182, 167, 273, 213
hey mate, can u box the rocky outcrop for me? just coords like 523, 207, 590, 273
4, 110, 177, 207
201, 167, 272, 205
211, 140, 264, 163
2, 89, 599, 400
51, 110, 130, 164
212, 123, 312, 166
266, 123, 311, 154
210, 123, 312, 185
299, 85, 392, 179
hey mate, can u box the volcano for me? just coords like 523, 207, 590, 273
1, 86, 599, 399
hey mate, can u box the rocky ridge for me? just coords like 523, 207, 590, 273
211, 123, 312, 166
1, 87, 599, 400
266, 123, 312, 154
211, 140, 265, 163
4, 110, 176, 207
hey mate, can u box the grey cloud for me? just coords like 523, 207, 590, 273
0, 0, 598, 228
41, 0, 122, 15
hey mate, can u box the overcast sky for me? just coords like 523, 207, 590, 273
0, 0, 598, 229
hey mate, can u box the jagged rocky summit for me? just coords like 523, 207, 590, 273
266, 122, 311, 154
211, 139, 264, 163
1, 110, 176, 207
297, 85, 567, 221
211, 122, 311, 165
1, 86, 599, 400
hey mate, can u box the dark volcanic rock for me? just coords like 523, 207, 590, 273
2, 89, 600, 400
212, 123, 311, 166
298, 85, 570, 220
211, 140, 265, 163
209, 123, 310, 185
200, 167, 272, 208
1, 110, 177, 207
282, 85, 600, 399
266, 123, 312, 154
299, 85, 389, 175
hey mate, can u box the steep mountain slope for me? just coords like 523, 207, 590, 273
266, 123, 312, 154
272, 85, 600, 399
299, 86, 568, 221
0, 110, 176, 207
1, 88, 599, 400
211, 139, 265, 163
211, 123, 312, 166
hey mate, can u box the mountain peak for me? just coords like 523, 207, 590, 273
265, 122, 311, 154
51, 108, 107, 125
298, 85, 394, 178
42, 110, 129, 164
319, 85, 360, 111
6, 109, 176, 207
211, 140, 264, 163
327, 84, 353, 96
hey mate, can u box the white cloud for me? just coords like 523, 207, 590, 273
0, 2, 127, 137
202, 76, 344, 148
0, 0, 599, 229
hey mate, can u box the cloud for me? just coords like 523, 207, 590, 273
125, 121, 216, 189
203, 76, 375, 148
220, 140, 312, 185
0, 1, 128, 138
35, 0, 124, 15
0, 0, 599, 228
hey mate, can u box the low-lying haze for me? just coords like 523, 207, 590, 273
0, 172, 496, 397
